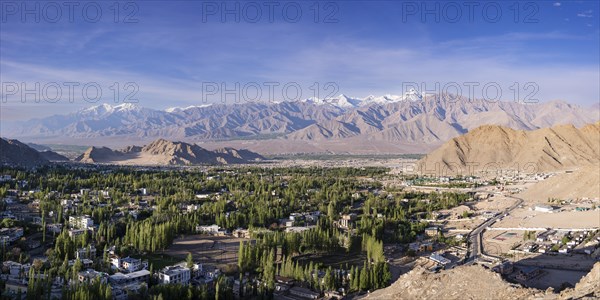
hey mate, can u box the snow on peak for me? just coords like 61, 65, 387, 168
165, 104, 213, 113
114, 103, 140, 111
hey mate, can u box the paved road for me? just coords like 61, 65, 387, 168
407, 185, 524, 264
464, 194, 524, 264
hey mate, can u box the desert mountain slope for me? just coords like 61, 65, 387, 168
0, 138, 49, 167
417, 122, 600, 173
75, 139, 264, 165
39, 150, 70, 162
518, 164, 600, 202
75, 147, 123, 163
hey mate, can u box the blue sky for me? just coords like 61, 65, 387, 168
1, 0, 599, 120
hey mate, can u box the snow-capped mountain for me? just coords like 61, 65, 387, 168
4, 94, 599, 149
301, 90, 422, 108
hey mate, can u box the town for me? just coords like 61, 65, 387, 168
1, 164, 599, 299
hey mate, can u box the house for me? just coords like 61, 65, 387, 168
68, 229, 86, 238
429, 253, 451, 267
516, 266, 542, 281
110, 256, 146, 273
109, 270, 151, 285
158, 265, 191, 284
409, 242, 433, 253
4, 279, 28, 296
187, 204, 200, 212
69, 259, 94, 268
232, 228, 250, 238
425, 227, 440, 237
111, 282, 147, 300
196, 224, 220, 234
75, 245, 97, 260
69, 215, 94, 229
284, 219, 295, 227
534, 204, 554, 213
324, 290, 344, 299
46, 223, 63, 234
78, 269, 108, 284
197, 264, 220, 282
3, 261, 31, 277
0, 227, 24, 245
339, 213, 357, 229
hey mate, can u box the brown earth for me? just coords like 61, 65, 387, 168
417, 122, 600, 174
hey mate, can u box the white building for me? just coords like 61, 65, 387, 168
75, 245, 97, 260
429, 253, 451, 266
158, 265, 191, 284
534, 204, 554, 213
69, 215, 94, 229
110, 256, 147, 273
78, 269, 108, 284
196, 224, 220, 234
109, 270, 150, 285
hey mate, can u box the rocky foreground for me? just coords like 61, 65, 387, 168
366, 262, 600, 300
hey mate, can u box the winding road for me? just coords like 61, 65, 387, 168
464, 194, 524, 264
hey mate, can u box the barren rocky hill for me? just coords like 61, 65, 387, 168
366, 264, 539, 300
39, 150, 70, 162
417, 122, 600, 174
75, 139, 264, 165
367, 262, 600, 300
0, 138, 49, 167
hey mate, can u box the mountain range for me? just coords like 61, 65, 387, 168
417, 122, 600, 174
3, 93, 598, 154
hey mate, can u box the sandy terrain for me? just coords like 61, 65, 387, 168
474, 195, 518, 211
493, 209, 600, 229
518, 166, 600, 203
366, 262, 600, 300
483, 231, 524, 254
365, 264, 539, 300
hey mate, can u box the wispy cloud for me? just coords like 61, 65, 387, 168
577, 10, 593, 18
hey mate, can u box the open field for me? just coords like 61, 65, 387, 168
294, 252, 365, 269
162, 235, 251, 268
